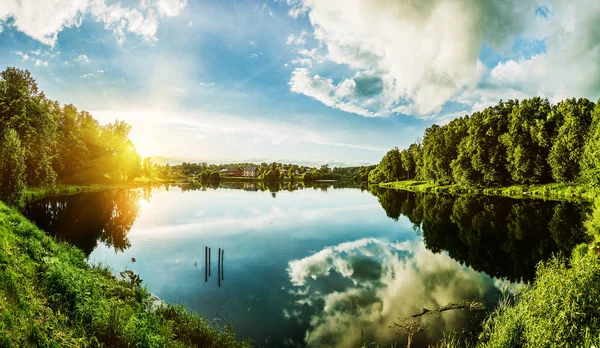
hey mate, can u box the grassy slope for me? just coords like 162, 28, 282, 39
380, 180, 600, 201
0, 201, 250, 347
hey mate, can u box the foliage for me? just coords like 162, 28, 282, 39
373, 97, 600, 188
548, 98, 594, 183
209, 171, 221, 181
0, 67, 145, 201
500, 97, 553, 184
0, 129, 26, 205
579, 100, 600, 186
479, 249, 600, 347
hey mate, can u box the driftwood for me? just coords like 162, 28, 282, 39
410, 303, 475, 317
391, 301, 486, 348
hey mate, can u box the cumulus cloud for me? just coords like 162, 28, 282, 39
14, 51, 29, 61
286, 30, 308, 45
75, 54, 89, 63
154, 0, 187, 17
478, 0, 600, 104
290, 68, 390, 117
285, 0, 536, 116
287, 0, 600, 119
35, 59, 48, 67
0, 0, 187, 47
286, 238, 503, 347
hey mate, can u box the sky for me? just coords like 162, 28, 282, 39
1, 0, 600, 166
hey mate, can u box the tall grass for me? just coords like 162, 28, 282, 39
477, 246, 600, 347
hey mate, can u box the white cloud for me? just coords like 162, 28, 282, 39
286, 30, 308, 45
286, 0, 536, 117
81, 73, 96, 78
0, 0, 89, 47
476, 0, 600, 104
287, 0, 600, 120
96, 69, 104, 73
187, 21, 193, 27
290, 57, 312, 67
75, 54, 89, 63
290, 68, 394, 117
35, 59, 48, 67
154, 0, 187, 17
0, 0, 187, 47
249, 40, 254, 45
31, 50, 41, 56
14, 51, 29, 61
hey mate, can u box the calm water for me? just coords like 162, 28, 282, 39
23, 184, 590, 347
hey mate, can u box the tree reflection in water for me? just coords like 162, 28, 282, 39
22, 189, 144, 255
369, 186, 590, 282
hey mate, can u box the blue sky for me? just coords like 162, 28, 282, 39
1, 0, 599, 166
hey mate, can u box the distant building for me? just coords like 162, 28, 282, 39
220, 167, 243, 176
243, 165, 259, 177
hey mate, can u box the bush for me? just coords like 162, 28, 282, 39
209, 171, 220, 181
480, 249, 600, 347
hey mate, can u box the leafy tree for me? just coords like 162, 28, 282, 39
452, 101, 515, 185
400, 148, 415, 180
501, 97, 553, 184
209, 171, 220, 181
372, 147, 404, 183
0, 129, 26, 204
548, 98, 594, 182
0, 67, 58, 186
579, 100, 600, 186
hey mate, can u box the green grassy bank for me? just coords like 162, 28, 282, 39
379, 180, 600, 201
0, 201, 250, 347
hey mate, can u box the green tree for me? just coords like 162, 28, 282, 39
374, 147, 404, 182
500, 97, 553, 184
579, 100, 600, 186
548, 98, 594, 183
209, 171, 220, 181
452, 101, 515, 185
0, 67, 58, 186
0, 129, 26, 204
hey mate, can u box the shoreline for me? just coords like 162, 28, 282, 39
0, 200, 250, 347
379, 180, 600, 201
23, 177, 191, 202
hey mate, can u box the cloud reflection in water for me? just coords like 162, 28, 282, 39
286, 238, 505, 347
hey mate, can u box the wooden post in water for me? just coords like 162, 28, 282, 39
208, 247, 211, 277
221, 249, 224, 281
218, 248, 221, 287
204, 246, 208, 283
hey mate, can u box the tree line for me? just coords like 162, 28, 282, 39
0, 68, 149, 204
370, 97, 600, 187
186, 161, 374, 183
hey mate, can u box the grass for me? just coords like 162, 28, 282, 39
477, 245, 600, 348
379, 180, 600, 201
0, 200, 251, 347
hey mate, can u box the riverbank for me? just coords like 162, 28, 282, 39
379, 180, 600, 201
23, 176, 191, 202
0, 200, 250, 347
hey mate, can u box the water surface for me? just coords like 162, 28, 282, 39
23, 184, 590, 347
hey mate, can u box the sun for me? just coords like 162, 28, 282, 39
130, 130, 159, 159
